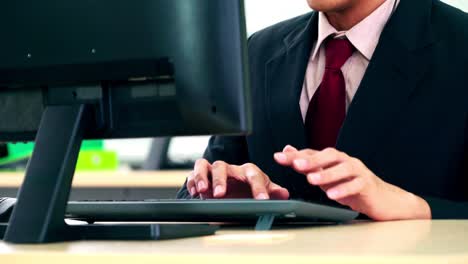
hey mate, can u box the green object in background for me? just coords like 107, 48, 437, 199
0, 142, 32, 163
0, 140, 118, 171
76, 150, 118, 171
0, 142, 34, 166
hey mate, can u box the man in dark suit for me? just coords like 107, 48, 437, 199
177, 0, 468, 220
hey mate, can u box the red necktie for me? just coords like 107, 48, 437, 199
305, 38, 355, 150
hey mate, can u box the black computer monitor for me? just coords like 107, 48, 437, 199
0, 0, 250, 141
0, 0, 250, 243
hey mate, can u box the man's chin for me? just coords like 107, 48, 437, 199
306, 0, 355, 13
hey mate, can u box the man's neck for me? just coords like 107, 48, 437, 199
325, 0, 387, 31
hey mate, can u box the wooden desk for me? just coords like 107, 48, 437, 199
0, 171, 189, 199
0, 220, 467, 264
0, 171, 188, 188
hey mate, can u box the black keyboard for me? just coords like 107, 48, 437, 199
1, 198, 358, 228
65, 199, 358, 224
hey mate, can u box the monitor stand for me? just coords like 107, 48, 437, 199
3, 104, 217, 243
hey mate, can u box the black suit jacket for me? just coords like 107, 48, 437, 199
178, 0, 468, 219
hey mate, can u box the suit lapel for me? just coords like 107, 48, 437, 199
336, 39, 413, 165
265, 12, 318, 152
337, 0, 436, 170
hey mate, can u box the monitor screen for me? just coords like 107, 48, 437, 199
0, 0, 251, 141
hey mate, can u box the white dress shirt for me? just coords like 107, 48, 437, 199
300, 0, 400, 121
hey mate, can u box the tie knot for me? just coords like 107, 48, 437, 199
325, 38, 355, 70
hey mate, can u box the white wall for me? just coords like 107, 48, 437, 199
244, 0, 311, 35
244, 0, 467, 35
443, 0, 468, 11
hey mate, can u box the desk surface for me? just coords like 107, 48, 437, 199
0, 171, 188, 188
1, 220, 467, 264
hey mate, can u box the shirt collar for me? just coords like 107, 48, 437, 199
310, 0, 399, 61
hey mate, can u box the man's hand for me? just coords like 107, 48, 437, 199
186, 159, 289, 200
274, 146, 431, 221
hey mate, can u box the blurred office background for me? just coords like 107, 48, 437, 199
1, 0, 466, 199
